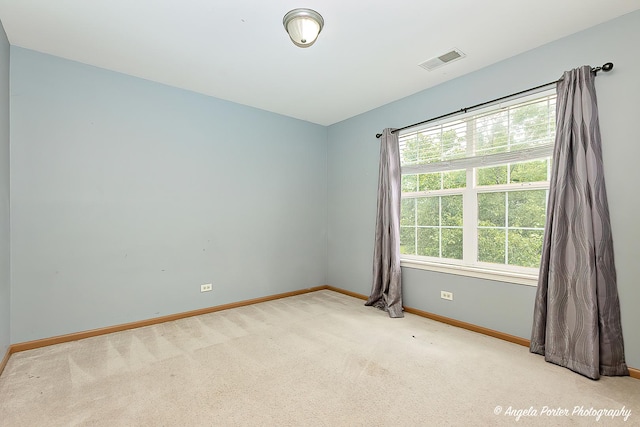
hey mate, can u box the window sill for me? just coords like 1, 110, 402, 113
400, 258, 538, 286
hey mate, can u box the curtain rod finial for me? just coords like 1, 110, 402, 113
602, 62, 614, 72
376, 133, 382, 139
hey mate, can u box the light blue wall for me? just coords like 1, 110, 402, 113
10, 47, 327, 342
327, 11, 640, 369
0, 20, 10, 357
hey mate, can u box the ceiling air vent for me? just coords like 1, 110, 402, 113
419, 48, 466, 71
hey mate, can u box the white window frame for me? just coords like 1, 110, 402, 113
399, 90, 556, 286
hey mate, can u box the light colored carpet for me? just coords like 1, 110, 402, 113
0, 290, 638, 426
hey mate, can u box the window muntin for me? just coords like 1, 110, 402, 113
399, 91, 555, 278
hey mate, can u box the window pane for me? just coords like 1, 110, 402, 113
401, 174, 418, 193
443, 169, 466, 189
400, 136, 419, 165
442, 228, 463, 260
400, 227, 416, 255
441, 195, 463, 226
508, 190, 547, 228
417, 129, 443, 163
478, 192, 505, 227
478, 228, 506, 264
476, 165, 508, 186
417, 197, 439, 226
401, 198, 415, 226
510, 159, 548, 183
417, 228, 439, 257
509, 101, 553, 149
508, 229, 544, 268
441, 125, 467, 161
418, 172, 441, 191
475, 110, 509, 155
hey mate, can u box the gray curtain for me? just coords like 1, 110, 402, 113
366, 128, 404, 318
530, 66, 628, 380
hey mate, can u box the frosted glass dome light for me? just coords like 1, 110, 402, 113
283, 9, 324, 48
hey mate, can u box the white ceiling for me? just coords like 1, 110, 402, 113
0, 1, 639, 126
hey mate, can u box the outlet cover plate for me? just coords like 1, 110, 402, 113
440, 291, 453, 301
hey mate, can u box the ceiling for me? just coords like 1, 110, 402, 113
0, 1, 639, 126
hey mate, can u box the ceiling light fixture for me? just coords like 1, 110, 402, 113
283, 8, 324, 48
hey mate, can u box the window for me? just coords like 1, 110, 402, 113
399, 91, 556, 285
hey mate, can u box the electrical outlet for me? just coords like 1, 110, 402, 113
440, 291, 453, 301
200, 283, 212, 292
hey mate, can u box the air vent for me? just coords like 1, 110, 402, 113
419, 48, 466, 71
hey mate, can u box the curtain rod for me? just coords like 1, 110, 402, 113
375, 62, 614, 139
